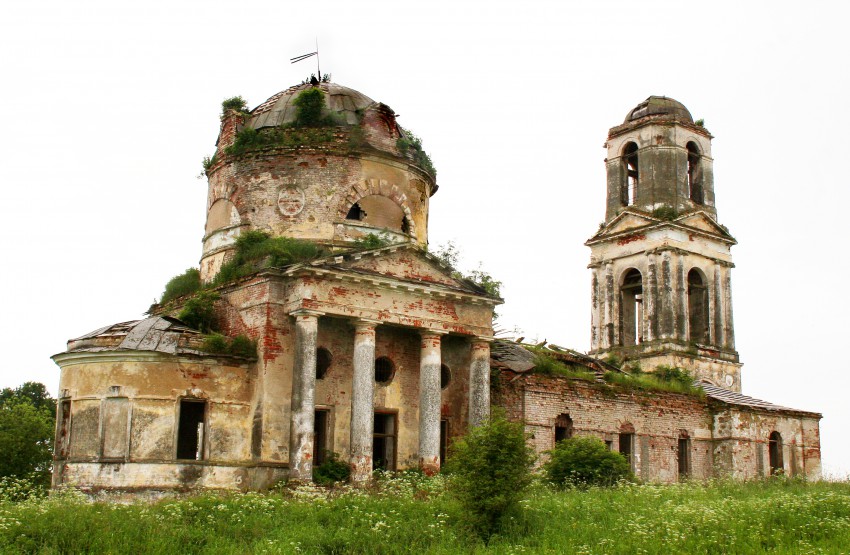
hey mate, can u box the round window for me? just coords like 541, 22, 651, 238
440, 364, 451, 389
375, 357, 395, 384
316, 347, 332, 379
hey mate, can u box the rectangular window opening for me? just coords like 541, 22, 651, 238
177, 399, 206, 461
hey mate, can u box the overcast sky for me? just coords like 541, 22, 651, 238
2, 0, 848, 476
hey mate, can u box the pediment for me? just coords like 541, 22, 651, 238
312, 244, 488, 295
676, 212, 730, 236
604, 212, 655, 235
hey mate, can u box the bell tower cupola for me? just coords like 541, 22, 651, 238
604, 96, 716, 223
587, 97, 742, 392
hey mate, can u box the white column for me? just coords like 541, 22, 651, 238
419, 330, 445, 475
289, 310, 323, 482
469, 338, 492, 428
350, 320, 379, 483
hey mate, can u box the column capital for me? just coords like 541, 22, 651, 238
354, 318, 382, 331
290, 309, 325, 319
471, 336, 494, 344
419, 329, 449, 338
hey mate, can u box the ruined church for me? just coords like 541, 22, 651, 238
51, 82, 821, 493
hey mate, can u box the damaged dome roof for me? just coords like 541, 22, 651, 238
624, 96, 693, 124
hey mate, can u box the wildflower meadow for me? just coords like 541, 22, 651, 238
2, 473, 849, 554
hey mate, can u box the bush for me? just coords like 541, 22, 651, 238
201, 333, 257, 358
292, 87, 326, 127
352, 233, 390, 250
221, 96, 247, 115
312, 451, 351, 486
160, 268, 202, 304
177, 290, 219, 333
544, 436, 632, 488
0, 384, 55, 487
444, 413, 535, 539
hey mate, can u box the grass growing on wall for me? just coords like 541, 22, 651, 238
1, 477, 849, 553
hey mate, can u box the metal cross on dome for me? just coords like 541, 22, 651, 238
291, 41, 322, 84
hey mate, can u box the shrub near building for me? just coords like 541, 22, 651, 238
544, 436, 632, 488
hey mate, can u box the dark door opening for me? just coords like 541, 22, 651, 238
678, 437, 690, 479
619, 433, 634, 467
177, 399, 206, 460
314, 409, 329, 467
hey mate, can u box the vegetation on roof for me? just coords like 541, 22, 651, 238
201, 333, 257, 359
160, 268, 202, 304
603, 365, 705, 398
651, 205, 678, 221
211, 231, 328, 286
396, 131, 437, 177
221, 96, 249, 116
530, 351, 597, 381
352, 233, 391, 250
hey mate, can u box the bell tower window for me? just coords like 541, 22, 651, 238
687, 269, 709, 344
687, 142, 704, 205
619, 269, 643, 346
622, 142, 639, 206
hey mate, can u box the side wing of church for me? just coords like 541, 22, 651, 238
51, 86, 820, 493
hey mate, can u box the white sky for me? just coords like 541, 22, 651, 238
2, 1, 848, 476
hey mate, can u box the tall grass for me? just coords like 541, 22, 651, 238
2, 477, 849, 553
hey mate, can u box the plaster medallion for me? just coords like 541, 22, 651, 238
724, 374, 734, 387
278, 186, 305, 216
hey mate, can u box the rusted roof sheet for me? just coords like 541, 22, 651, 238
491, 340, 536, 373
702, 382, 821, 417
67, 316, 202, 355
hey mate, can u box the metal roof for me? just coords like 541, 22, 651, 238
248, 83, 375, 130
625, 96, 693, 124
701, 382, 821, 417
67, 316, 203, 355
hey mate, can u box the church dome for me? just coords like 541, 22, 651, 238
247, 82, 377, 130
624, 96, 693, 124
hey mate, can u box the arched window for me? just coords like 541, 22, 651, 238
622, 142, 639, 206
347, 195, 405, 232
554, 413, 573, 443
620, 269, 643, 346
687, 269, 709, 344
768, 431, 783, 475
687, 142, 704, 204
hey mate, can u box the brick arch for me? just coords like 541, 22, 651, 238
338, 178, 417, 239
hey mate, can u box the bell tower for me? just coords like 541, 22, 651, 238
587, 97, 742, 391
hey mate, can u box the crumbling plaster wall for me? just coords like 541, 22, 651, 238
712, 407, 821, 480
54, 354, 255, 491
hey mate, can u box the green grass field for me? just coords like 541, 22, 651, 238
2, 475, 849, 554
